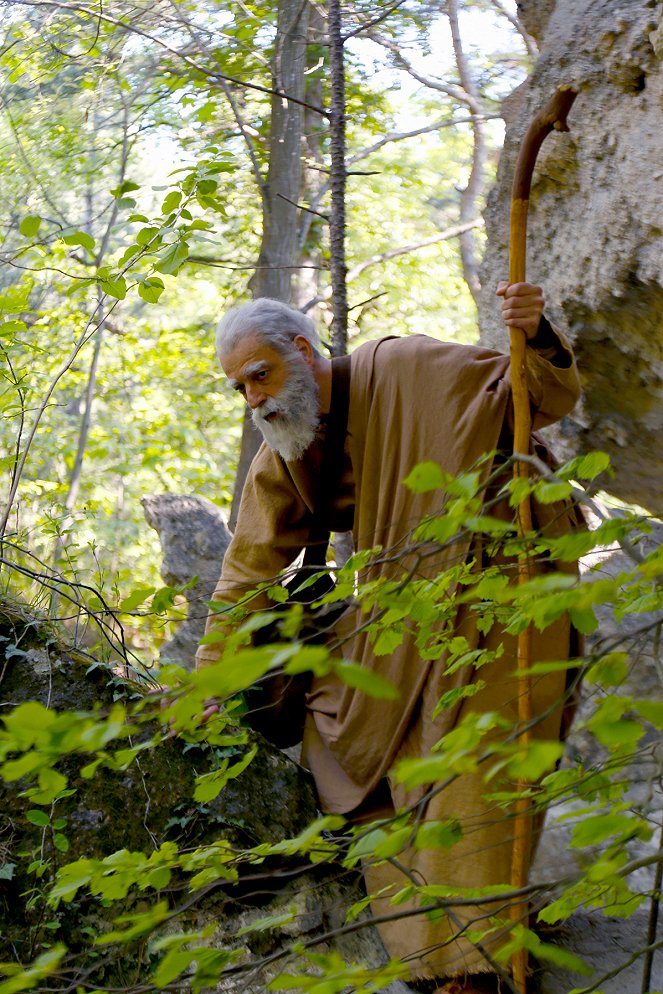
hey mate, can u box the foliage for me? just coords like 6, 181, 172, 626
0, 453, 662, 992
2, 2, 659, 992
0, 0, 535, 649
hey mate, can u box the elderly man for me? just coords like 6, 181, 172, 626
196, 285, 581, 993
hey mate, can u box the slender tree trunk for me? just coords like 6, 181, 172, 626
447, 0, 486, 305
327, 0, 348, 357
293, 3, 326, 313
52, 102, 131, 584
230, 0, 311, 530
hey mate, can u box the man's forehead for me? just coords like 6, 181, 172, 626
221, 334, 278, 381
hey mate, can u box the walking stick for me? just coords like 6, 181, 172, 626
507, 84, 577, 994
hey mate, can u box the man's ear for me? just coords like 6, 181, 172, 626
293, 334, 315, 365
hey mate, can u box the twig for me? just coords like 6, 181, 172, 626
641, 811, 663, 993
0, 298, 120, 542
275, 192, 329, 220
14, 0, 329, 118
342, 0, 412, 41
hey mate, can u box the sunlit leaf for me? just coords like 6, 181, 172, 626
19, 215, 41, 237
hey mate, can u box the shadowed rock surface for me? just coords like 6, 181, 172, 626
0, 606, 412, 991
142, 494, 232, 669
478, 0, 663, 513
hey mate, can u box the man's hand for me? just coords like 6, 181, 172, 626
151, 685, 221, 737
496, 281, 544, 339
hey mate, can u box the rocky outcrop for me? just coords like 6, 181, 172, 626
479, 0, 663, 513
142, 494, 232, 668
0, 607, 410, 992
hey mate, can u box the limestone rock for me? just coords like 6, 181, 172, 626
531, 523, 663, 993
142, 493, 231, 668
478, 0, 663, 513
514, 0, 556, 43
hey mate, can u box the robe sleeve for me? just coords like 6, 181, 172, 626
195, 443, 311, 669
523, 320, 581, 429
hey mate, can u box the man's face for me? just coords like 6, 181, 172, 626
221, 334, 320, 462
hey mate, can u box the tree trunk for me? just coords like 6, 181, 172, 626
327, 0, 348, 357
230, 0, 311, 530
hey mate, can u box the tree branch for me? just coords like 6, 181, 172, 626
347, 115, 497, 166
364, 30, 471, 105
342, 0, 412, 41
14, 0, 329, 118
300, 219, 484, 312
488, 0, 538, 60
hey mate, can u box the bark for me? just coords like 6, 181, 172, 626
293, 3, 327, 313
327, 0, 348, 357
447, 0, 487, 306
230, 0, 311, 530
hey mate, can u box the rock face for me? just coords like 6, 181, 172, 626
142, 494, 232, 668
530, 524, 663, 994
478, 0, 663, 513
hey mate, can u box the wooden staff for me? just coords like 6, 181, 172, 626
508, 84, 577, 994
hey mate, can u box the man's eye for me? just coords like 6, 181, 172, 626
255, 370, 268, 381
234, 383, 246, 395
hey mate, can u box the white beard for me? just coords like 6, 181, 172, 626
252, 359, 320, 462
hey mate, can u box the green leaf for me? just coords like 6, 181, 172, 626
153, 948, 197, 988
432, 681, 484, 717
0, 863, 16, 880
534, 480, 573, 503
53, 833, 69, 853
334, 661, 400, 699
20, 215, 41, 237
138, 277, 165, 304
403, 461, 446, 492
28, 767, 68, 804
26, 809, 50, 827
570, 812, 650, 849
558, 451, 611, 481
110, 180, 140, 197
0, 945, 66, 994
633, 699, 663, 728
569, 605, 598, 634
154, 241, 189, 275
119, 586, 155, 612
414, 819, 463, 850
507, 740, 565, 780
49, 859, 94, 904
136, 226, 160, 247
3, 700, 55, 747
585, 652, 629, 687
193, 746, 257, 802
236, 911, 296, 936
97, 903, 174, 945
0, 282, 32, 314
0, 319, 27, 338
161, 190, 182, 214
100, 275, 127, 300
372, 626, 404, 655
63, 231, 95, 251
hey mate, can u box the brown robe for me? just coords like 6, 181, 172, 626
197, 332, 582, 979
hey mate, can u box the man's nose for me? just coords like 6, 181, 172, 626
245, 385, 267, 409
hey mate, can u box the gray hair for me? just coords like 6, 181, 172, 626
215, 298, 322, 362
